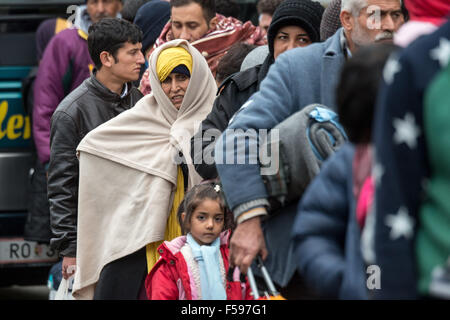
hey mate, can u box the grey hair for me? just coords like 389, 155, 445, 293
341, 0, 368, 16
341, 0, 402, 17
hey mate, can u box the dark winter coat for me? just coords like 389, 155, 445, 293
21, 67, 53, 243
190, 55, 273, 180
292, 143, 368, 299
373, 20, 450, 299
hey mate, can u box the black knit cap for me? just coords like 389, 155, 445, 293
267, 0, 325, 57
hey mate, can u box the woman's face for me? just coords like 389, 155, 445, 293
273, 25, 312, 60
161, 72, 190, 109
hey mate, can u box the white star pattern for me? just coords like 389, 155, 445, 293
385, 206, 415, 241
393, 113, 421, 149
430, 38, 450, 68
372, 162, 385, 186
383, 56, 401, 85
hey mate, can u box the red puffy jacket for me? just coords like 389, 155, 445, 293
145, 230, 253, 300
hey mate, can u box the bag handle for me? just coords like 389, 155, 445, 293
247, 256, 280, 299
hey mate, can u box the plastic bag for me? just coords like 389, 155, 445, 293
54, 277, 75, 300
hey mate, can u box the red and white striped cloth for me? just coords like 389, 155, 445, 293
139, 14, 266, 95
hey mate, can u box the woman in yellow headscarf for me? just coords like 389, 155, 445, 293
73, 40, 217, 300
144, 45, 194, 273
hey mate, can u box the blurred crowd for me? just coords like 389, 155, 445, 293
26, 0, 450, 300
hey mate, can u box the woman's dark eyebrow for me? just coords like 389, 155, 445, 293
278, 31, 309, 37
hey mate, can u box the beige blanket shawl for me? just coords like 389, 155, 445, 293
72, 39, 217, 299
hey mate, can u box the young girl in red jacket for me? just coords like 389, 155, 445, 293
145, 183, 253, 300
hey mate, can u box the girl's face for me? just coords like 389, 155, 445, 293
184, 198, 224, 245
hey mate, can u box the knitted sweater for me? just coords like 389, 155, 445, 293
372, 20, 450, 299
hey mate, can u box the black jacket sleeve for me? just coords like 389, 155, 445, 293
190, 73, 259, 180
47, 110, 80, 257
191, 82, 240, 180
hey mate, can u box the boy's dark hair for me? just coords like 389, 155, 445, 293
88, 18, 143, 70
257, 0, 284, 15
216, 43, 257, 84
177, 183, 233, 235
215, 0, 240, 19
337, 43, 399, 144
170, 0, 216, 23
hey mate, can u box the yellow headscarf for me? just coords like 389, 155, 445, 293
156, 46, 193, 82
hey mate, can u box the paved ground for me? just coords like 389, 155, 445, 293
0, 285, 49, 300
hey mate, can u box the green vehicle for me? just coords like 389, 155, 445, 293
0, 0, 83, 287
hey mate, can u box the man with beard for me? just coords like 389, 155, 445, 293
214, 0, 405, 278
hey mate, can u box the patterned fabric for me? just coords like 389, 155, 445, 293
139, 14, 265, 95
372, 19, 450, 299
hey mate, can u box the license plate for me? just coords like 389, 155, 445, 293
0, 238, 58, 264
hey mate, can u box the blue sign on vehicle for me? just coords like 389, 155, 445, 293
0, 99, 31, 148
0, 66, 32, 148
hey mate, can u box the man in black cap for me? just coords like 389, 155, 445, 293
133, 0, 171, 82
133, 0, 171, 60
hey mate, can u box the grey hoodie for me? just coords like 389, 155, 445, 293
73, 5, 122, 34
